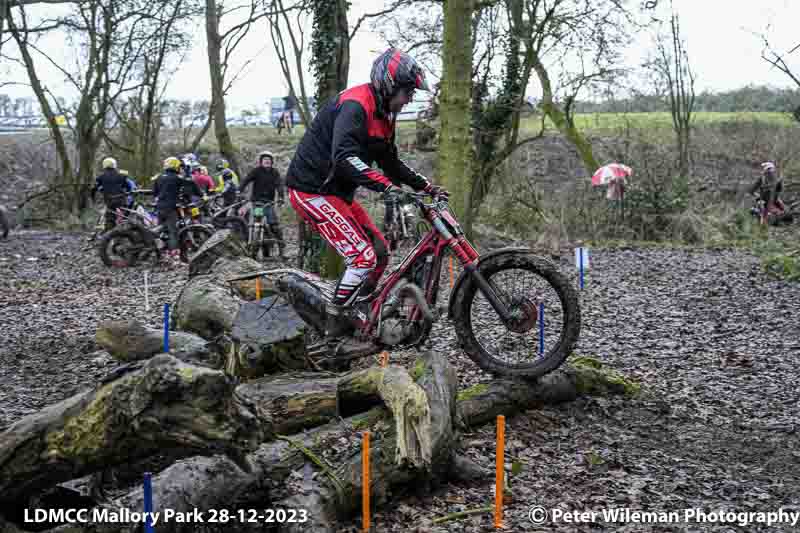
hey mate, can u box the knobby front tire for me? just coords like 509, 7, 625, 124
451, 252, 581, 379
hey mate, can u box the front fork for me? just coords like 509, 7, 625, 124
437, 219, 512, 323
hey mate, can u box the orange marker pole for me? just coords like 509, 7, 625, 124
495, 415, 505, 529
362, 431, 371, 532
255, 277, 261, 300
380, 351, 389, 367
449, 255, 454, 289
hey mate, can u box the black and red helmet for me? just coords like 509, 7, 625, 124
370, 48, 430, 99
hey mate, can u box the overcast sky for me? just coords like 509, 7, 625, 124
2, 0, 798, 113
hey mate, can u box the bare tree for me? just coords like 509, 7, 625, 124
650, 9, 695, 178
110, 0, 193, 179
6, 0, 194, 211
205, 0, 272, 177
759, 31, 800, 89
267, 0, 313, 125
6, 6, 73, 190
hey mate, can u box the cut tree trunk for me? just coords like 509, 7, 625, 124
95, 320, 219, 366
0, 354, 271, 505
225, 298, 308, 377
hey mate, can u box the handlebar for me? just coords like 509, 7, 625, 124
385, 188, 447, 206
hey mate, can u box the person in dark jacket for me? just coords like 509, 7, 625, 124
286, 48, 448, 339
240, 150, 286, 258
91, 157, 133, 231
152, 156, 194, 262
749, 161, 785, 215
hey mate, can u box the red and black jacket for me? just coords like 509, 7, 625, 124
286, 83, 429, 203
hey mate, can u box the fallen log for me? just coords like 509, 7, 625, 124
20, 356, 639, 533
455, 356, 640, 429
0, 354, 271, 505
94, 320, 220, 366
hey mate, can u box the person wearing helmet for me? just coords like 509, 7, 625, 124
153, 156, 195, 263
91, 157, 133, 231
286, 48, 449, 339
119, 170, 138, 209
240, 151, 287, 258
192, 165, 216, 195
749, 161, 785, 219
210, 159, 238, 207
214, 158, 239, 187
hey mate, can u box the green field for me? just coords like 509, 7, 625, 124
518, 111, 793, 136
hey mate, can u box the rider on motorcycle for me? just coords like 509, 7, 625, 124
213, 158, 240, 208
240, 150, 287, 259
153, 156, 196, 263
92, 157, 134, 232
749, 161, 785, 217
286, 48, 449, 339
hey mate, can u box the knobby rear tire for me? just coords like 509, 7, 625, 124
451, 252, 581, 379
98, 226, 148, 268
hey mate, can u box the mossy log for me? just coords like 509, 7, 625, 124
456, 356, 640, 429
0, 354, 270, 505
9, 355, 639, 533
94, 320, 220, 366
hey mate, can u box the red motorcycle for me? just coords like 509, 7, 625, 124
231, 190, 581, 379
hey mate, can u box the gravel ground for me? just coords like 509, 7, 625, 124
2, 227, 800, 532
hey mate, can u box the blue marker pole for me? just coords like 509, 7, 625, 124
538, 302, 545, 355
579, 247, 585, 290
163, 303, 170, 353
143, 472, 154, 533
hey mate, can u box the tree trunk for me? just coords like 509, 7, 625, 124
0, 0, 7, 58
438, 0, 474, 234
205, 0, 239, 177
530, 52, 599, 174
0, 354, 270, 505
312, 0, 349, 104
189, 107, 214, 153
7, 13, 74, 193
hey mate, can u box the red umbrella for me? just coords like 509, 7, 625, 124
592, 163, 632, 186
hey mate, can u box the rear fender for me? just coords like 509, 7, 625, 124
447, 247, 536, 319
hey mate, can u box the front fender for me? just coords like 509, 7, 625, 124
447, 247, 535, 319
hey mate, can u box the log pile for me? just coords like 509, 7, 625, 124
0, 230, 641, 532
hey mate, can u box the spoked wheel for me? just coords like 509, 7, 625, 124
179, 225, 214, 263
451, 252, 581, 379
99, 227, 149, 268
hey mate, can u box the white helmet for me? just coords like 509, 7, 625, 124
761, 161, 776, 173
102, 157, 117, 170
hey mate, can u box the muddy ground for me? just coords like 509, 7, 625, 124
1, 227, 800, 532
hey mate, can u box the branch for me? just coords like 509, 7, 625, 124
349, 0, 411, 41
